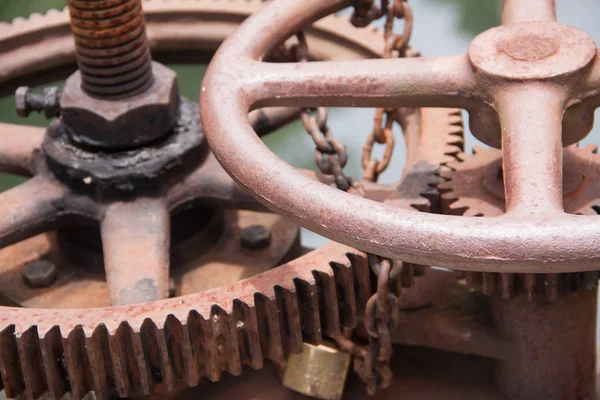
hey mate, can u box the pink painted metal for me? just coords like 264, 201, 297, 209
200, 0, 600, 273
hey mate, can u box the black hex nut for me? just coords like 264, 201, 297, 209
240, 225, 272, 250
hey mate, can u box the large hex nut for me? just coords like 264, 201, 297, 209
60, 62, 179, 149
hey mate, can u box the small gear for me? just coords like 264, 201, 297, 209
438, 145, 600, 301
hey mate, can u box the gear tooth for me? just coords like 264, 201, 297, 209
580, 143, 598, 154
444, 144, 462, 159
437, 182, 453, 194
164, 314, 199, 387
446, 198, 469, 216
482, 272, 497, 296
346, 252, 371, 314
211, 305, 242, 376
253, 292, 284, 365
410, 197, 432, 212
28, 12, 44, 21
143, 321, 174, 393
312, 269, 341, 337
129, 327, 152, 395
500, 273, 515, 300
39, 327, 68, 400
107, 323, 135, 398
292, 278, 322, 344
17, 326, 47, 400
401, 263, 415, 288
330, 260, 357, 330
86, 325, 111, 400
447, 109, 463, 122
45, 8, 65, 17
0, 325, 25, 398
63, 326, 93, 400
524, 273, 536, 302
465, 271, 481, 289
274, 286, 303, 356
583, 271, 599, 290
139, 319, 164, 387
118, 321, 150, 397
11, 17, 27, 27
186, 311, 220, 382
444, 159, 463, 171
232, 299, 263, 370
544, 273, 559, 302
437, 166, 455, 180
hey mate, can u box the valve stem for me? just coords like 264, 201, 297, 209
67, 0, 154, 98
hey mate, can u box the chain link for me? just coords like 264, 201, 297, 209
360, 0, 414, 182
285, 13, 410, 395
287, 32, 364, 194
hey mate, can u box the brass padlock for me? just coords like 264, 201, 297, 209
282, 342, 351, 400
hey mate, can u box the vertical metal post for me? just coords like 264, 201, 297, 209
492, 290, 597, 400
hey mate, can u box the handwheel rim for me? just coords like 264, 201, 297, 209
201, 0, 600, 273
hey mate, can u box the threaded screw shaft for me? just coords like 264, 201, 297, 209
67, 0, 154, 98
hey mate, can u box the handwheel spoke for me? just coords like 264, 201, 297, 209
495, 86, 565, 214
0, 177, 67, 247
101, 198, 170, 306
248, 107, 301, 137
0, 123, 44, 176
502, 0, 556, 25
239, 56, 478, 110
168, 153, 267, 212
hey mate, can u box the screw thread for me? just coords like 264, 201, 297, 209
67, 0, 154, 98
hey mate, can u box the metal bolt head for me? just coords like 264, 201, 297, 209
15, 86, 31, 118
240, 225, 272, 250
60, 62, 180, 149
22, 260, 57, 288
42, 87, 62, 118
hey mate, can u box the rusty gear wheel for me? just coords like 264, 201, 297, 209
0, 3, 462, 400
438, 145, 600, 300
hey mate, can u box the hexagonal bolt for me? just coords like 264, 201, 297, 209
22, 260, 58, 288
240, 225, 272, 250
15, 86, 61, 119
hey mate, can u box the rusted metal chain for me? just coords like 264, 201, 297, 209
290, 33, 363, 194
361, 0, 414, 182
288, 29, 402, 396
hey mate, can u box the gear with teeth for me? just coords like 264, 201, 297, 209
438, 145, 600, 300
0, 2, 462, 399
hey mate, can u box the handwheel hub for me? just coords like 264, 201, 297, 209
468, 22, 596, 80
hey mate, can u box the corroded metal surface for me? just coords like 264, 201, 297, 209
67, 0, 154, 98
200, 0, 600, 273
439, 145, 600, 301
0, 3, 452, 399
3, 1, 599, 400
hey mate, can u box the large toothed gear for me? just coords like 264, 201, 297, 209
438, 145, 600, 300
0, 3, 463, 400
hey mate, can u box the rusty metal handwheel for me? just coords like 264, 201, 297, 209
0, 3, 464, 399
201, 0, 600, 274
